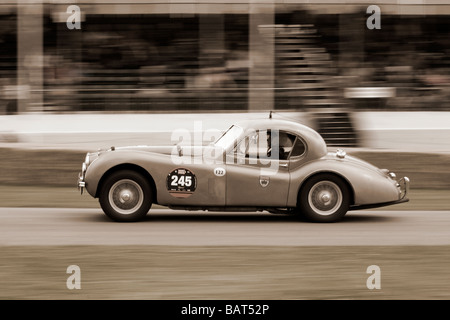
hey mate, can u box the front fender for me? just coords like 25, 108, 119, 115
288, 158, 401, 207
83, 150, 169, 198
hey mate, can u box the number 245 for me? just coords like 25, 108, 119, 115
171, 175, 192, 187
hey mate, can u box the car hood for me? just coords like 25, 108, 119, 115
113, 145, 178, 154
95, 144, 217, 158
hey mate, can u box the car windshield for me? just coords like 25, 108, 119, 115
214, 125, 244, 150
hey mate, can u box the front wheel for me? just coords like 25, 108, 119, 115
298, 174, 350, 223
99, 170, 152, 222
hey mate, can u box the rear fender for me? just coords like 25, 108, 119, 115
288, 159, 400, 207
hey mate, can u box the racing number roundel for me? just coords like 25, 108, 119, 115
166, 168, 197, 198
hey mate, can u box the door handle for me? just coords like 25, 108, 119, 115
280, 163, 288, 168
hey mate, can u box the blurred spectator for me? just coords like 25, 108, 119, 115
2, 9, 449, 113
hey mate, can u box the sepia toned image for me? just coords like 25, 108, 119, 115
1, 0, 450, 303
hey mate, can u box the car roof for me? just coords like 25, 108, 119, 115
234, 118, 321, 140
234, 118, 328, 159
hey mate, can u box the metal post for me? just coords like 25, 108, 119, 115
248, 0, 275, 111
17, 0, 43, 113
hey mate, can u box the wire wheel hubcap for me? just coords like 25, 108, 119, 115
109, 179, 144, 215
308, 181, 343, 216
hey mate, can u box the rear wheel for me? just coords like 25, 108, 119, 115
298, 174, 350, 222
99, 170, 152, 222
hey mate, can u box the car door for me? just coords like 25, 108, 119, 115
155, 149, 227, 207
224, 129, 291, 207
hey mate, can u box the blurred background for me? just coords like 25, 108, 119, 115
0, 0, 449, 150
0, 0, 450, 184
1, 1, 450, 300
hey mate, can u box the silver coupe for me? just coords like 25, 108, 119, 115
78, 118, 409, 222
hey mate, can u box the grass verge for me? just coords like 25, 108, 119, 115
1, 147, 450, 189
1, 245, 449, 300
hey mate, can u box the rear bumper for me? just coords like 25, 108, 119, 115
350, 197, 409, 211
398, 176, 410, 200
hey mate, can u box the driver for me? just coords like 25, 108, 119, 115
267, 131, 294, 160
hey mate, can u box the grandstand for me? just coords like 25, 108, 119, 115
1, 1, 450, 146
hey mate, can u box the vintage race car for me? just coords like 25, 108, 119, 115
77, 118, 409, 222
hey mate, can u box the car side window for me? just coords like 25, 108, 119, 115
234, 130, 305, 161
290, 136, 306, 158
277, 132, 296, 160
235, 130, 270, 159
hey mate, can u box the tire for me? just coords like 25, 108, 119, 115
99, 170, 152, 222
298, 173, 350, 223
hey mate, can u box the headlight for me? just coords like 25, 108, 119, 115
388, 172, 397, 180
81, 160, 87, 179
81, 153, 91, 179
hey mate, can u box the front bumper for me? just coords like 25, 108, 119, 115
77, 161, 87, 194
78, 172, 85, 194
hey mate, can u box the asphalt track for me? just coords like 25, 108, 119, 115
0, 208, 449, 246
